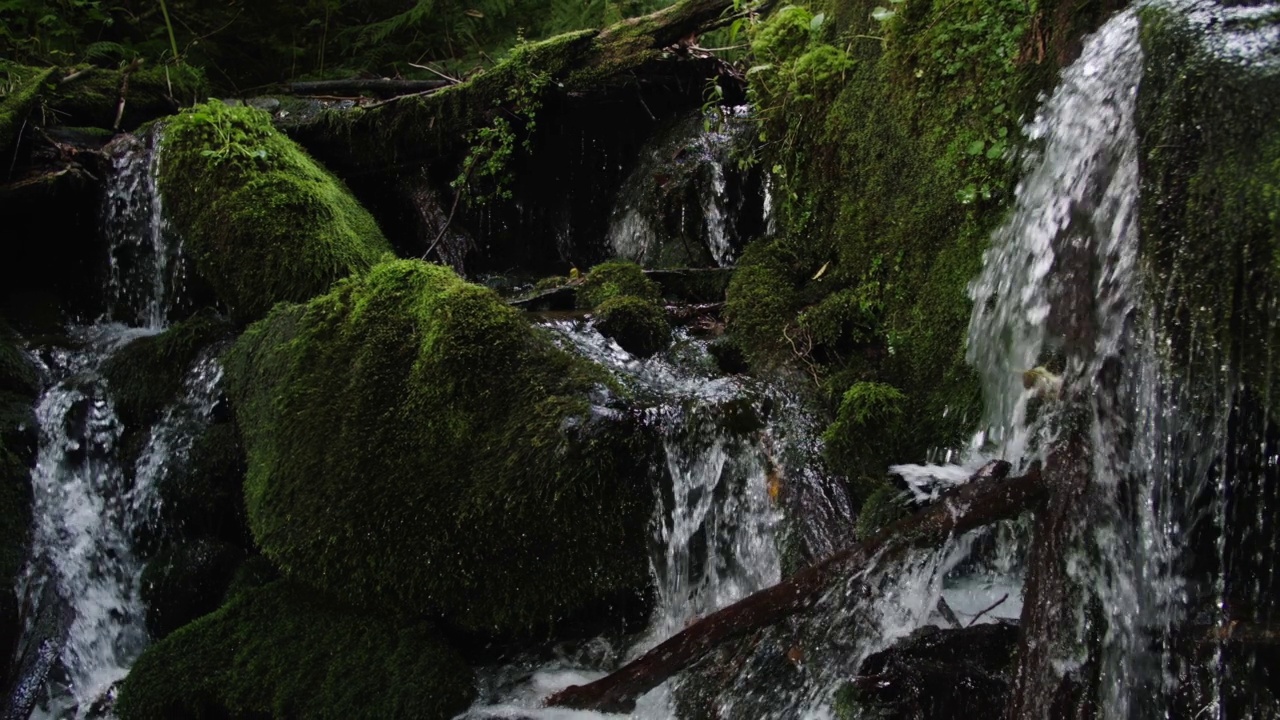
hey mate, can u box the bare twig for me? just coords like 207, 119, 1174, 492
408, 62, 462, 85
967, 593, 1010, 627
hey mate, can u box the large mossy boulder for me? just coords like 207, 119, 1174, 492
225, 259, 656, 636
115, 580, 476, 720
159, 101, 391, 323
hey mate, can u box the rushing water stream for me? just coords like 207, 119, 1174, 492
5, 130, 223, 720
4, 3, 1277, 718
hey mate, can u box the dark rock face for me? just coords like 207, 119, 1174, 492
842, 622, 1019, 719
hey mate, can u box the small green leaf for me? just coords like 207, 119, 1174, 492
871, 7, 896, 22
957, 184, 979, 204
986, 141, 1006, 159
997, 127, 1009, 139
810, 13, 826, 31
967, 139, 986, 156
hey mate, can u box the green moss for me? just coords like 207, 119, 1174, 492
856, 481, 908, 541
101, 313, 231, 431
140, 538, 246, 639
595, 295, 671, 357
533, 275, 570, 292
822, 382, 907, 479
724, 240, 802, 368
0, 65, 54, 163
727, 0, 1116, 460
116, 580, 476, 720
47, 64, 205, 130
1138, 8, 1280, 408
576, 260, 663, 309
224, 259, 655, 636
160, 101, 392, 323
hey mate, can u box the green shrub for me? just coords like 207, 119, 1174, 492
224, 259, 656, 636
594, 295, 671, 357
115, 581, 476, 720
576, 260, 663, 309
160, 101, 391, 323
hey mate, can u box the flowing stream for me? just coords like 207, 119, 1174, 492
6, 4, 1279, 718
5, 129, 219, 720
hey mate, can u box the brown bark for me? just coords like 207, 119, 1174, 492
1005, 413, 1097, 720
546, 462, 1047, 713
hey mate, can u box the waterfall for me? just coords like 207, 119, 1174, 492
6, 128, 216, 720
100, 127, 185, 331
461, 322, 850, 718
605, 107, 764, 270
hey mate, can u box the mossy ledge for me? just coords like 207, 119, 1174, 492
115, 580, 476, 720
224, 259, 656, 636
727, 0, 1123, 482
159, 101, 392, 323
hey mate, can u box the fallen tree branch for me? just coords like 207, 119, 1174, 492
547, 461, 1045, 712
968, 593, 1010, 627
280, 78, 452, 97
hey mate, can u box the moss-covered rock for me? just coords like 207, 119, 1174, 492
115, 580, 476, 720
160, 101, 392, 323
158, 421, 249, 545
100, 313, 232, 431
140, 538, 246, 640
594, 295, 671, 357
1138, 8, 1280, 405
224, 259, 656, 636
576, 260, 663, 309
822, 382, 907, 480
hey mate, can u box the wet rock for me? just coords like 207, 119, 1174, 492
116, 580, 476, 720
837, 622, 1019, 720
224, 259, 658, 638
140, 538, 246, 639
594, 295, 671, 358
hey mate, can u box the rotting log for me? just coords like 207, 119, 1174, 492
546, 461, 1046, 713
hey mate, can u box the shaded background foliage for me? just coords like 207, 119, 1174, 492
0, 0, 676, 90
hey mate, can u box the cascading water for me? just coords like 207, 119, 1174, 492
606, 108, 765, 270
461, 321, 851, 719
100, 128, 186, 331
6, 128, 218, 720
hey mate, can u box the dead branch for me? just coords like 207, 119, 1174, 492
546, 463, 1046, 713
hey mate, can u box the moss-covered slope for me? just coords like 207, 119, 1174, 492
1138, 7, 1280, 403
115, 580, 476, 720
726, 0, 1122, 490
160, 101, 391, 323
224, 259, 655, 636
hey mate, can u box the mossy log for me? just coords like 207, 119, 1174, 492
547, 461, 1047, 713
283, 0, 758, 274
